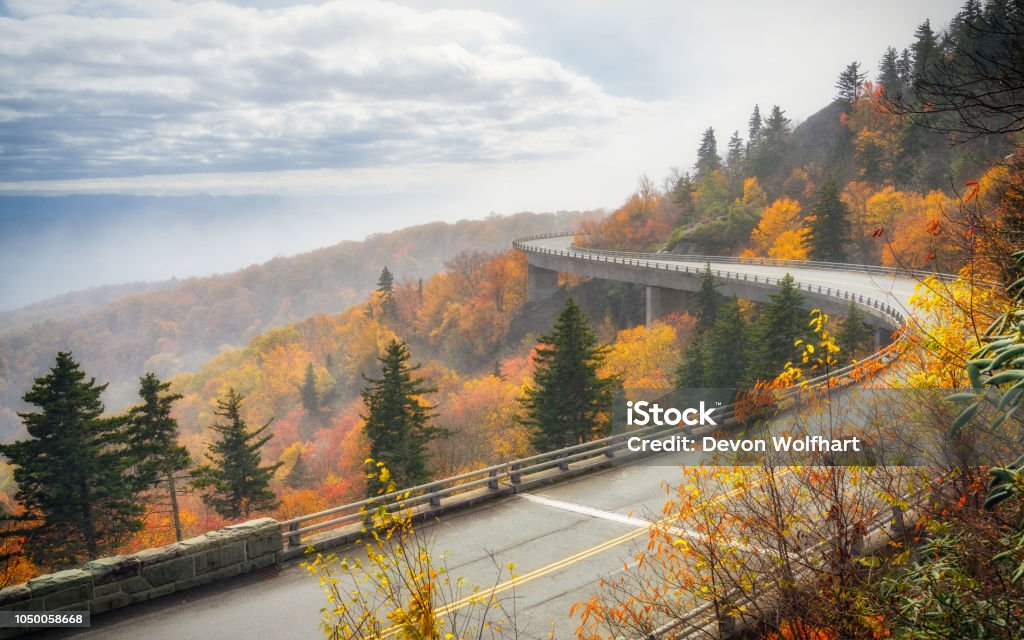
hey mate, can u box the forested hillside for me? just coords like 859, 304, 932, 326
0, 211, 585, 441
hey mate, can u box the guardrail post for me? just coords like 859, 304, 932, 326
559, 454, 570, 471
287, 522, 300, 548
510, 463, 522, 484
891, 507, 906, 533
428, 485, 442, 508
488, 469, 499, 490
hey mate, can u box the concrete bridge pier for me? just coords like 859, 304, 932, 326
527, 263, 560, 302
645, 286, 691, 324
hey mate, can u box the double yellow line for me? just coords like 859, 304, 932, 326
379, 470, 788, 637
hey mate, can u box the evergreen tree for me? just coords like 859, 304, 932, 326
912, 19, 941, 77
519, 299, 613, 451
674, 337, 708, 389
695, 127, 722, 180
191, 389, 281, 519
705, 298, 749, 389
361, 340, 441, 495
748, 275, 807, 382
763, 105, 790, 139
285, 453, 309, 489
809, 176, 852, 262
750, 105, 791, 181
897, 48, 914, 86
725, 130, 745, 176
835, 62, 866, 108
0, 352, 143, 567
127, 373, 191, 542
672, 171, 697, 221
747, 104, 763, 143
878, 46, 903, 93
695, 264, 721, 332
837, 302, 874, 361
299, 362, 320, 417
377, 266, 397, 320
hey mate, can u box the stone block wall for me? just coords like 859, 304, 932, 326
0, 518, 282, 637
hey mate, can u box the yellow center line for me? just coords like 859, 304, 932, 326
378, 469, 792, 637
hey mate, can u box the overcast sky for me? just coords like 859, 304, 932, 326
0, 0, 964, 308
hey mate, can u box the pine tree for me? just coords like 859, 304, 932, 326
897, 48, 913, 86
912, 19, 940, 78
285, 453, 309, 489
674, 337, 707, 389
835, 62, 866, 108
361, 340, 441, 495
809, 176, 852, 261
519, 299, 613, 451
878, 47, 902, 93
0, 352, 143, 567
672, 171, 697, 221
695, 127, 721, 180
377, 266, 397, 321
299, 362, 320, 417
725, 131, 745, 175
748, 275, 806, 382
127, 373, 191, 542
695, 264, 721, 332
763, 105, 790, 139
747, 104, 763, 144
837, 302, 874, 362
191, 389, 281, 519
705, 298, 749, 389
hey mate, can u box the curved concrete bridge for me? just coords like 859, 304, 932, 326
516, 232, 920, 335
52, 235, 934, 640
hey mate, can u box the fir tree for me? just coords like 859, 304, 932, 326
695, 264, 721, 332
299, 362, 320, 417
674, 337, 708, 390
763, 105, 790, 139
748, 275, 806, 382
912, 19, 941, 77
897, 48, 913, 86
878, 46, 903, 93
695, 127, 721, 180
747, 104, 763, 144
705, 298, 749, 389
285, 453, 309, 489
725, 130, 745, 175
837, 302, 874, 362
672, 171, 697, 221
519, 299, 613, 451
809, 176, 852, 261
127, 373, 191, 541
361, 340, 442, 495
0, 352, 143, 567
835, 61, 866, 108
377, 266, 397, 321
191, 389, 281, 519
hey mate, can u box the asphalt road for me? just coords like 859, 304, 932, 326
49, 448, 727, 640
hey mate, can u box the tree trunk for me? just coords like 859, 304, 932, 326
167, 471, 183, 542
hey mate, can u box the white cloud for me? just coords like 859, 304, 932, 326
0, 0, 639, 182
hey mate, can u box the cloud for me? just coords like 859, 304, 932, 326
0, 0, 638, 183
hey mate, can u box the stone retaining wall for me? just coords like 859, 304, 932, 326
0, 518, 282, 637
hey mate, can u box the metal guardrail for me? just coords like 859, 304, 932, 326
513, 231, 959, 284
278, 235, 912, 549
